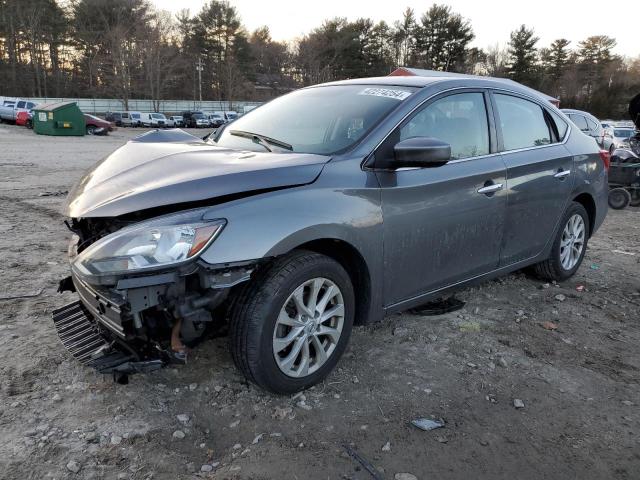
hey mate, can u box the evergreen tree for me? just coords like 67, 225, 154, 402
414, 4, 474, 72
507, 25, 539, 86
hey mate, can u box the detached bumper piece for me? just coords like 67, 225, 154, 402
52, 300, 165, 379
52, 301, 110, 364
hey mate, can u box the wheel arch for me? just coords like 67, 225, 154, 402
289, 238, 372, 326
573, 192, 596, 237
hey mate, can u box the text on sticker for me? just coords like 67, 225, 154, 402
358, 88, 412, 101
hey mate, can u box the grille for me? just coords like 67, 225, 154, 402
51, 301, 110, 364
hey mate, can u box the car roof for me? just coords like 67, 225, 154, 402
560, 108, 602, 123
561, 108, 595, 116
319, 69, 559, 105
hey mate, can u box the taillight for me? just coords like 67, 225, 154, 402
599, 150, 610, 171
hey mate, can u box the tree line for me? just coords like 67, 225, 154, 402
1, 0, 638, 117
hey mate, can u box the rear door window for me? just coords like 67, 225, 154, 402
399, 92, 490, 160
567, 114, 589, 131
494, 94, 551, 150
586, 117, 599, 134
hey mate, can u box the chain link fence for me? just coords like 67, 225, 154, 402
0, 96, 263, 114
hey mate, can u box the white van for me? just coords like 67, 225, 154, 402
121, 111, 142, 127
141, 112, 167, 128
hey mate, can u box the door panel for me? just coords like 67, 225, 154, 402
377, 157, 507, 305
499, 146, 573, 265
375, 90, 506, 306
492, 92, 574, 266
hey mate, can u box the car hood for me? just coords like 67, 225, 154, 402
66, 130, 330, 218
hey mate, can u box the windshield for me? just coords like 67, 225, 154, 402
152, 113, 165, 119
614, 129, 634, 138
86, 114, 101, 121
193, 113, 205, 119
216, 85, 417, 154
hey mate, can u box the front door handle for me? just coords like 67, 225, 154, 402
477, 183, 503, 195
553, 169, 571, 179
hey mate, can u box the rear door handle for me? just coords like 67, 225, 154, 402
554, 169, 571, 179
477, 183, 503, 195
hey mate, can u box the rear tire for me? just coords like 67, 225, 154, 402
229, 250, 354, 394
533, 202, 590, 281
629, 189, 640, 207
86, 125, 96, 135
608, 188, 631, 209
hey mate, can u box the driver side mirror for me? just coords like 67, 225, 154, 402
392, 137, 451, 168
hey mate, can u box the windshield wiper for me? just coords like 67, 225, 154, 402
229, 130, 293, 152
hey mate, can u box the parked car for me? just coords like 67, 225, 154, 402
53, 74, 608, 394
0, 98, 37, 122
181, 111, 209, 128
105, 112, 123, 127
121, 111, 142, 127
603, 126, 636, 153
84, 114, 114, 135
142, 112, 168, 128
15, 109, 33, 128
167, 115, 183, 127
213, 110, 238, 123
561, 108, 604, 147
204, 112, 225, 127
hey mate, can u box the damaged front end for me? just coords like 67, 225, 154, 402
53, 209, 256, 382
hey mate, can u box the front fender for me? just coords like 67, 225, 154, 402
197, 158, 385, 323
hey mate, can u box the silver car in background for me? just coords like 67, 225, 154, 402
53, 74, 608, 394
561, 108, 604, 148
603, 126, 637, 153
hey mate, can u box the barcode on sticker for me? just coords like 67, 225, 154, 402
358, 88, 412, 101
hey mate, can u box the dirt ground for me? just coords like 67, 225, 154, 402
0, 124, 639, 480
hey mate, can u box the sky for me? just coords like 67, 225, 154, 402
152, 0, 639, 58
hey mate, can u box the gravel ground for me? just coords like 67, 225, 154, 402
1, 124, 639, 480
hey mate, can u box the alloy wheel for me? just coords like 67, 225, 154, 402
560, 214, 585, 270
273, 277, 345, 378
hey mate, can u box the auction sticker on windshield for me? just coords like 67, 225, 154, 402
358, 87, 412, 101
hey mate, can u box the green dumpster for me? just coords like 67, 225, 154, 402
33, 101, 85, 136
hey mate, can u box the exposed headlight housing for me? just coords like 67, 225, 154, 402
73, 211, 225, 278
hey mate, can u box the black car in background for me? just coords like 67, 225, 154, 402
105, 112, 123, 127
181, 111, 209, 128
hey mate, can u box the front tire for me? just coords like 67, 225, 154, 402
533, 202, 590, 281
229, 250, 354, 394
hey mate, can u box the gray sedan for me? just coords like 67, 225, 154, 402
53, 74, 608, 393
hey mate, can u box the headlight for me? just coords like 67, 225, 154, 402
73, 211, 225, 277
